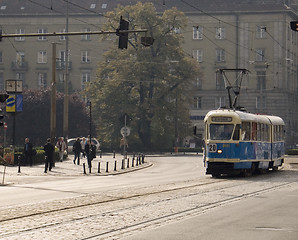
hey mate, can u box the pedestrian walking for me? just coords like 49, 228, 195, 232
73, 137, 82, 165
85, 139, 95, 172
120, 137, 128, 156
56, 137, 67, 162
23, 138, 34, 166
43, 138, 54, 173
80, 137, 87, 158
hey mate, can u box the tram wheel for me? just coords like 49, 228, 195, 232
272, 166, 278, 171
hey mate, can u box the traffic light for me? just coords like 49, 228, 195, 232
0, 93, 9, 102
116, 16, 129, 49
290, 21, 298, 31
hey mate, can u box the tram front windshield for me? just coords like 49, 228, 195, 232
210, 124, 234, 140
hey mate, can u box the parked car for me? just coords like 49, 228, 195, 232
67, 137, 100, 153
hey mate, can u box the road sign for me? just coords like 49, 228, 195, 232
6, 94, 23, 112
121, 126, 131, 137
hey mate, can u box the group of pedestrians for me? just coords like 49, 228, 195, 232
72, 137, 96, 170
22, 136, 96, 173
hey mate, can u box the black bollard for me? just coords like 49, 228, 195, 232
114, 160, 117, 171
132, 157, 134, 167
142, 154, 145, 163
98, 162, 101, 173
136, 156, 139, 166
121, 159, 125, 169
113, 151, 116, 158
127, 158, 130, 168
18, 155, 21, 173
89, 166, 91, 174
106, 162, 109, 172
83, 163, 86, 174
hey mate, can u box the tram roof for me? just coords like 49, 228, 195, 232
204, 109, 284, 125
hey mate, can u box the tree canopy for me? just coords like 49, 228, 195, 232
86, 2, 201, 151
3, 89, 91, 146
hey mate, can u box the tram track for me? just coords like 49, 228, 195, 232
1, 171, 297, 240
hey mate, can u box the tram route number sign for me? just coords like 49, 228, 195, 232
121, 126, 131, 137
208, 144, 217, 153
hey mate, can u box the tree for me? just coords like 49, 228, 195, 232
87, 2, 201, 151
4, 89, 91, 146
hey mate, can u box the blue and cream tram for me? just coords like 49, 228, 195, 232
203, 109, 285, 177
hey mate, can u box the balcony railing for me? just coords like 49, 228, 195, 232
11, 61, 29, 71
56, 60, 72, 70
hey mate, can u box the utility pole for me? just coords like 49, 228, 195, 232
50, 43, 57, 144
63, 1, 69, 140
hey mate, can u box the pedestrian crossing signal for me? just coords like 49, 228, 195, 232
290, 21, 298, 31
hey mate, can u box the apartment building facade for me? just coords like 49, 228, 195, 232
0, 0, 297, 146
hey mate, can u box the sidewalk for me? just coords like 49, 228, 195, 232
0, 153, 152, 185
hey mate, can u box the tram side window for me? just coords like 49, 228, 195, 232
252, 122, 257, 141
241, 122, 251, 141
264, 124, 269, 141
274, 125, 278, 141
233, 124, 240, 140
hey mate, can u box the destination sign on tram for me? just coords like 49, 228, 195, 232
211, 117, 232, 122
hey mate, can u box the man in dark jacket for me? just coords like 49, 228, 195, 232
44, 138, 55, 173
23, 138, 33, 166
73, 137, 82, 165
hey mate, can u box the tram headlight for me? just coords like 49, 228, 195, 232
217, 149, 223, 154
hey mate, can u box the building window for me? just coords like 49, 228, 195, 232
0, 71, 3, 91
193, 49, 203, 62
58, 73, 65, 83
59, 29, 66, 41
256, 96, 266, 109
16, 72, 25, 81
256, 71, 266, 90
256, 48, 265, 62
37, 28, 47, 40
37, 51, 47, 63
193, 96, 202, 109
81, 72, 91, 89
37, 72, 47, 87
193, 26, 203, 40
196, 77, 202, 90
15, 29, 25, 41
256, 25, 266, 39
216, 27, 225, 39
216, 74, 225, 90
216, 49, 225, 62
82, 28, 91, 41
81, 51, 90, 63
16, 52, 25, 66
215, 97, 226, 108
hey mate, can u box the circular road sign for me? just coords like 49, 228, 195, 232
121, 126, 131, 137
